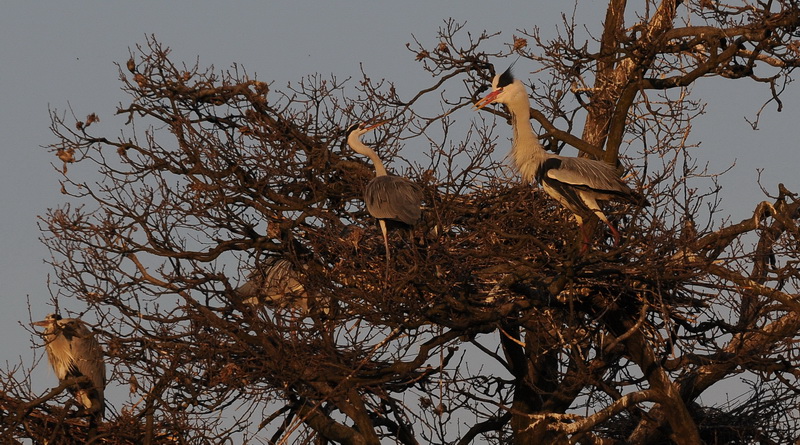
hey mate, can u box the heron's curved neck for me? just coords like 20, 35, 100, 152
348, 135, 388, 177
505, 93, 547, 181
506, 96, 544, 154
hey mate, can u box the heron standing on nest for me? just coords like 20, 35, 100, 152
474, 65, 648, 250
346, 119, 423, 266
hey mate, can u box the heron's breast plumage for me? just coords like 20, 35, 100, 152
44, 332, 75, 379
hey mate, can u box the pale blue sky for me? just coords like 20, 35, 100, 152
1, 0, 796, 420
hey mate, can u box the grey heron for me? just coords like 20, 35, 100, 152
346, 120, 423, 264
237, 257, 320, 314
474, 66, 648, 249
33, 314, 106, 423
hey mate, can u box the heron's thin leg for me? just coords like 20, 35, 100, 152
593, 210, 621, 246
572, 214, 590, 254
606, 222, 621, 246
579, 223, 591, 255
380, 220, 390, 270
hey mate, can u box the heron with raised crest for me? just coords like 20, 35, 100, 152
474, 65, 648, 249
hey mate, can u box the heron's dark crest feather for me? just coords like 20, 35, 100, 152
345, 123, 360, 136
498, 64, 516, 88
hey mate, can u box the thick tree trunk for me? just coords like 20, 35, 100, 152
582, 0, 680, 162
502, 323, 566, 444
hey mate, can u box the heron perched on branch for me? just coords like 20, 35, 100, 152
474, 65, 648, 249
346, 119, 423, 265
33, 314, 106, 425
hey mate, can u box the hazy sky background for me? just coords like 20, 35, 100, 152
1, 0, 797, 429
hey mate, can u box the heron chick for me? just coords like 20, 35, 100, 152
237, 257, 329, 314
474, 65, 648, 249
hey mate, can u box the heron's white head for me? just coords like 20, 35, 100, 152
32, 313, 62, 332
473, 65, 528, 110
346, 118, 389, 142
33, 313, 61, 326
345, 118, 390, 159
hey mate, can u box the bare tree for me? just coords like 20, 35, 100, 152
3, 1, 800, 444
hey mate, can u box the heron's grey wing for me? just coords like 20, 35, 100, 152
54, 319, 105, 414
364, 176, 423, 225
545, 157, 633, 196
540, 175, 591, 216
67, 320, 106, 396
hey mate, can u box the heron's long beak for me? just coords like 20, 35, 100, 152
473, 89, 502, 110
363, 119, 390, 132
32, 320, 50, 327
